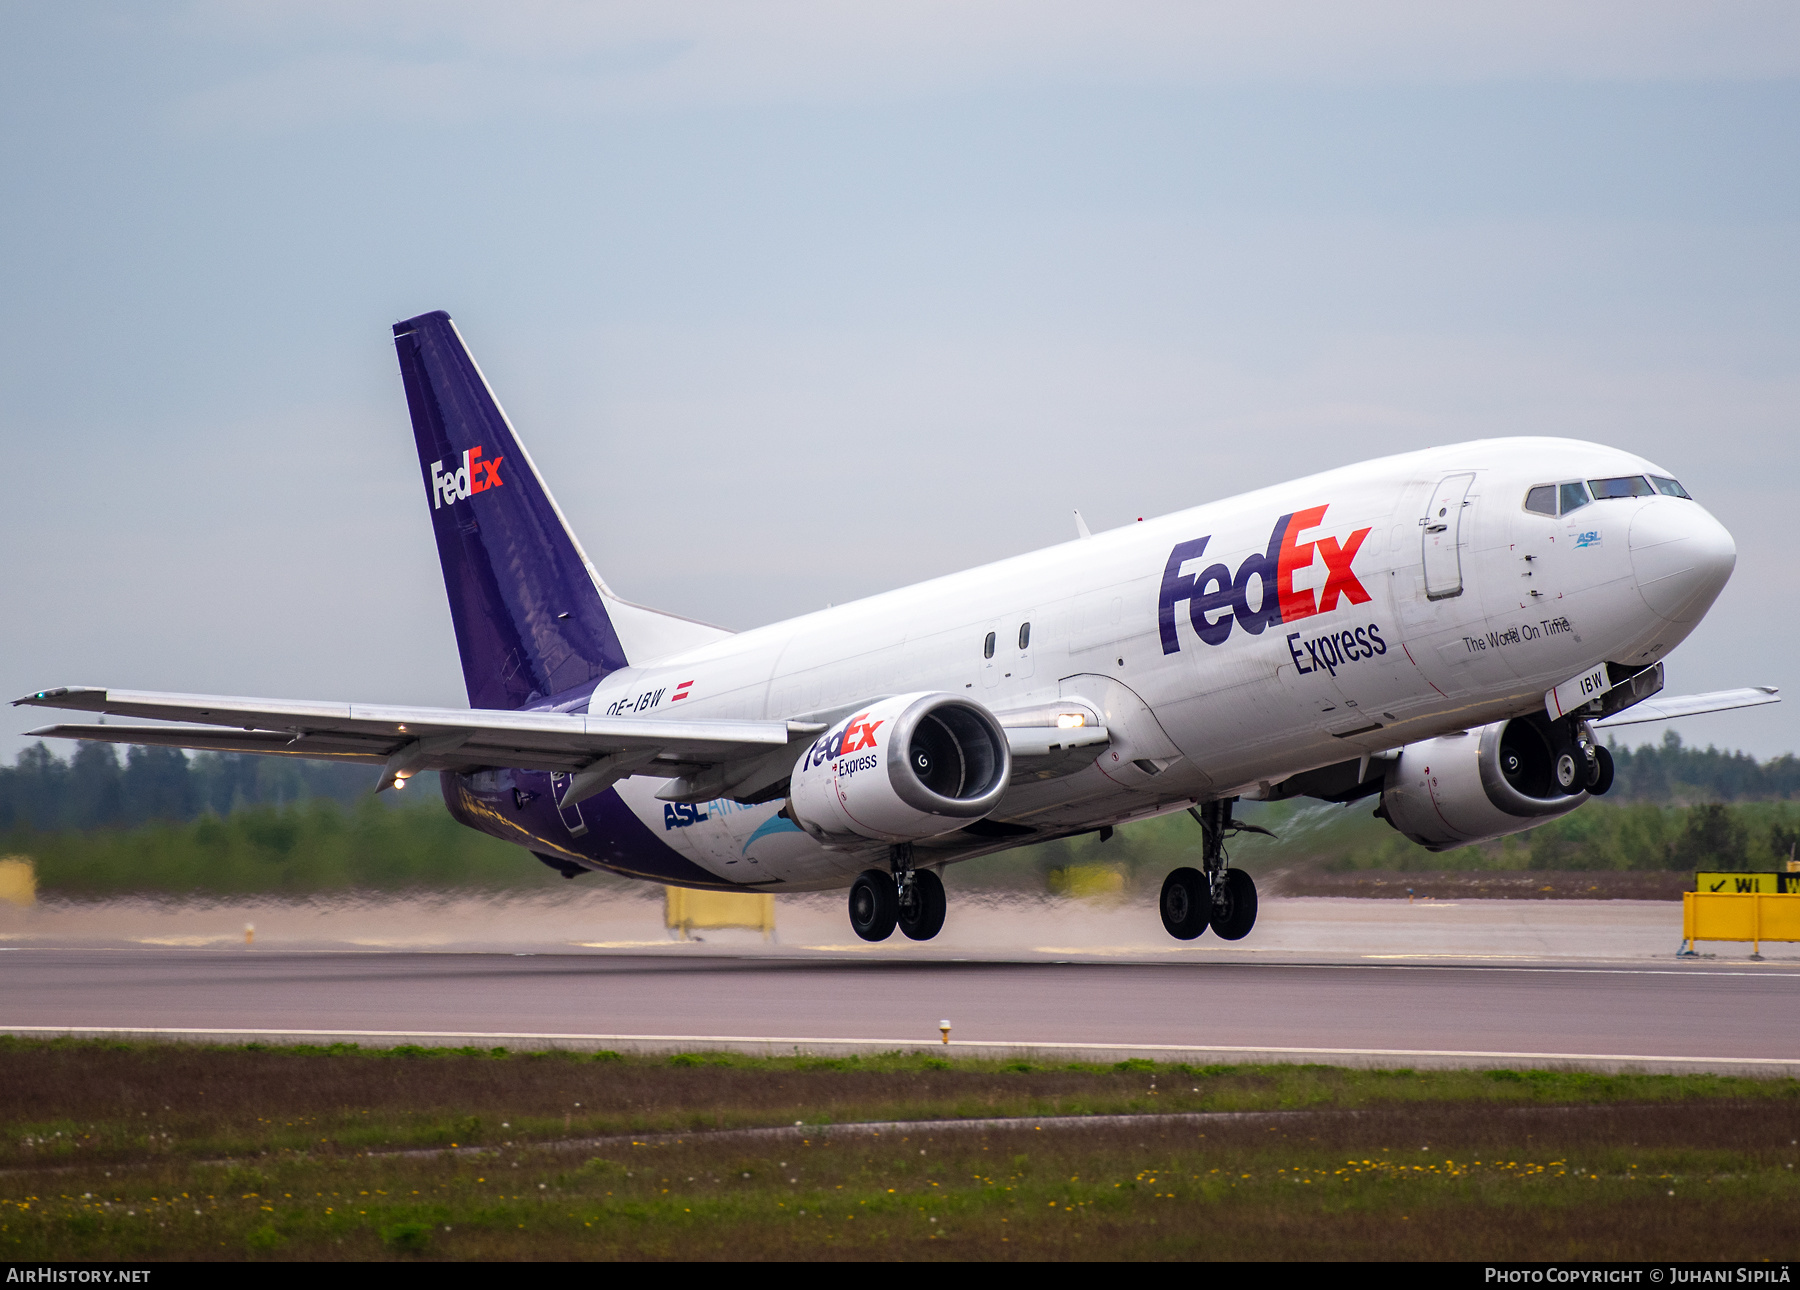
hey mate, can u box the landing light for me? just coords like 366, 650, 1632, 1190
1055, 713, 1086, 729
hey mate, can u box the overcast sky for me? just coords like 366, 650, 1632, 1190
3, 2, 1797, 761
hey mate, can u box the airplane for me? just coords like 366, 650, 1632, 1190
15, 310, 1779, 943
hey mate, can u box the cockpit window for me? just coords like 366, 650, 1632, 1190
1558, 481, 1591, 515
1588, 475, 1655, 500
1524, 485, 1557, 516
1650, 475, 1692, 499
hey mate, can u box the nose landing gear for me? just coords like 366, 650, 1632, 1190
1158, 798, 1264, 941
1550, 715, 1615, 797
1587, 743, 1615, 795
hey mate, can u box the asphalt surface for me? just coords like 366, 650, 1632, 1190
3, 948, 1796, 1071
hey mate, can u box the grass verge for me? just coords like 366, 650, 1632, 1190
2, 1039, 1797, 1259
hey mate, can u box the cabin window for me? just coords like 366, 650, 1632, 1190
1588, 475, 1655, 500
1524, 486, 1556, 516
1018, 622, 1031, 650
983, 631, 996, 659
1558, 481, 1591, 515
1651, 475, 1692, 499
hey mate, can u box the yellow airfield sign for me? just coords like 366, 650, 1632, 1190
1695, 871, 1800, 895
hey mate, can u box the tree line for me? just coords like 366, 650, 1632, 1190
0, 742, 407, 833
1604, 730, 1800, 803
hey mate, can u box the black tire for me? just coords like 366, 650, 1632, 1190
1210, 868, 1258, 941
1159, 867, 1208, 940
898, 869, 947, 941
1586, 744, 1615, 796
848, 869, 899, 942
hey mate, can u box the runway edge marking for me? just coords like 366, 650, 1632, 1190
1, 1025, 1794, 1078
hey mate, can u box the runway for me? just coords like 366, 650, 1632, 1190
4, 946, 1797, 1075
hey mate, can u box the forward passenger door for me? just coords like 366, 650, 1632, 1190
1422, 473, 1476, 600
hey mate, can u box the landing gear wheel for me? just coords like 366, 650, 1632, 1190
1210, 868, 1258, 941
1159, 867, 1209, 940
848, 869, 899, 942
898, 869, 947, 941
1555, 751, 1581, 792
1586, 744, 1615, 796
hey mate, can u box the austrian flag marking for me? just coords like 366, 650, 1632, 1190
671, 680, 694, 702
430, 445, 505, 510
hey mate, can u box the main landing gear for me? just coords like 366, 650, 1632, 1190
1542, 714, 1615, 797
849, 845, 947, 942
1159, 799, 1262, 942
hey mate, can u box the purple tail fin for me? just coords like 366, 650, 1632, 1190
393, 310, 627, 710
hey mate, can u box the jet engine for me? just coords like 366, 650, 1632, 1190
788, 692, 1011, 846
1377, 717, 1590, 851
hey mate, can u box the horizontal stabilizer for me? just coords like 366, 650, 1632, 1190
1591, 685, 1780, 728
15, 686, 822, 782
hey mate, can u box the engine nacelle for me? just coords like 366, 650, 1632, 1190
789, 692, 1011, 846
1378, 717, 1588, 852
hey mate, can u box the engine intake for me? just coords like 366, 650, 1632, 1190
1378, 717, 1588, 852
789, 692, 1011, 846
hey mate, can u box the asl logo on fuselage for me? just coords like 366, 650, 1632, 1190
430, 446, 505, 510
1159, 505, 1373, 653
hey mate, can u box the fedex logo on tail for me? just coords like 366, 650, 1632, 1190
1159, 505, 1373, 653
430, 446, 505, 510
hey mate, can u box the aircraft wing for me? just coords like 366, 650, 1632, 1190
1591, 685, 1780, 728
14, 687, 822, 798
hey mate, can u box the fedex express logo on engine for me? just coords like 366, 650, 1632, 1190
802, 711, 883, 773
1159, 505, 1373, 653
430, 446, 505, 510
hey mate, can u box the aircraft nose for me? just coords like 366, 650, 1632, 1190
1629, 499, 1736, 625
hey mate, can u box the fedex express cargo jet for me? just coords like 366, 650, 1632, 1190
16, 311, 1778, 943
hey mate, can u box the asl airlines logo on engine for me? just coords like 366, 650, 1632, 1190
802, 712, 884, 772
1159, 505, 1373, 653
430, 446, 505, 509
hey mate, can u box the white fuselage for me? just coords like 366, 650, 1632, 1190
584, 438, 1734, 890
